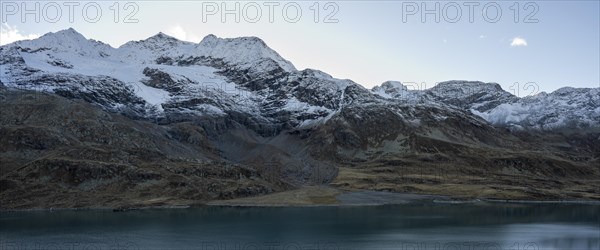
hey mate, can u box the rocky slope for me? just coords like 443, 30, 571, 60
0, 86, 288, 209
1, 29, 599, 209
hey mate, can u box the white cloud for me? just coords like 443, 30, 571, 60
0, 23, 40, 45
165, 25, 201, 43
510, 37, 528, 47
479, 35, 486, 39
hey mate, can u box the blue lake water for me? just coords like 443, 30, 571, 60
1, 203, 598, 250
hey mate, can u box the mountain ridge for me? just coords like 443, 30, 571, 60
3, 28, 597, 132
1, 28, 599, 209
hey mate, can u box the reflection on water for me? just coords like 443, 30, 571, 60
1, 202, 598, 250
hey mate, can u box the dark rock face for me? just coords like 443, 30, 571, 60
213, 59, 291, 97
142, 67, 180, 91
47, 57, 73, 69
156, 55, 228, 69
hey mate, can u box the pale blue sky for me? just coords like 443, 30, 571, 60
1, 1, 598, 95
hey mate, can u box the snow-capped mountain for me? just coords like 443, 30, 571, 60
2, 28, 599, 208
1, 28, 598, 133
473, 87, 600, 130
0, 29, 352, 134
425, 80, 518, 113
371, 81, 422, 102
371, 80, 599, 131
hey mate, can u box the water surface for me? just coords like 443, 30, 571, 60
1, 203, 598, 250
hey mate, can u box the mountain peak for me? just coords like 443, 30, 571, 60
200, 34, 218, 44
61, 27, 79, 34
433, 80, 505, 93
198, 34, 267, 48
372, 81, 415, 99
149, 32, 178, 41
372, 81, 408, 93
436, 80, 490, 87
553, 86, 578, 94
381, 81, 408, 90
119, 31, 194, 53
40, 27, 86, 41
549, 86, 599, 98
197, 34, 295, 72
12, 27, 113, 56
136, 32, 189, 45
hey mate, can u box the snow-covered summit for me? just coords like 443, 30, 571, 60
14, 28, 113, 57
426, 80, 517, 112
475, 86, 600, 130
372, 81, 402, 97
372, 81, 407, 97
121, 32, 193, 52
196, 34, 296, 72
118, 32, 296, 72
372, 79, 513, 111
369, 80, 599, 130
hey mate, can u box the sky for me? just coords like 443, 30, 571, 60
1, 1, 599, 95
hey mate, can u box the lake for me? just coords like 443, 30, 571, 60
1, 202, 598, 250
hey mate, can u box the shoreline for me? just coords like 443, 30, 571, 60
3, 188, 599, 212
481, 199, 600, 205
0, 204, 193, 213
4, 199, 599, 213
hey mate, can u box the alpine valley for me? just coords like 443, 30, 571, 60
1, 29, 599, 209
